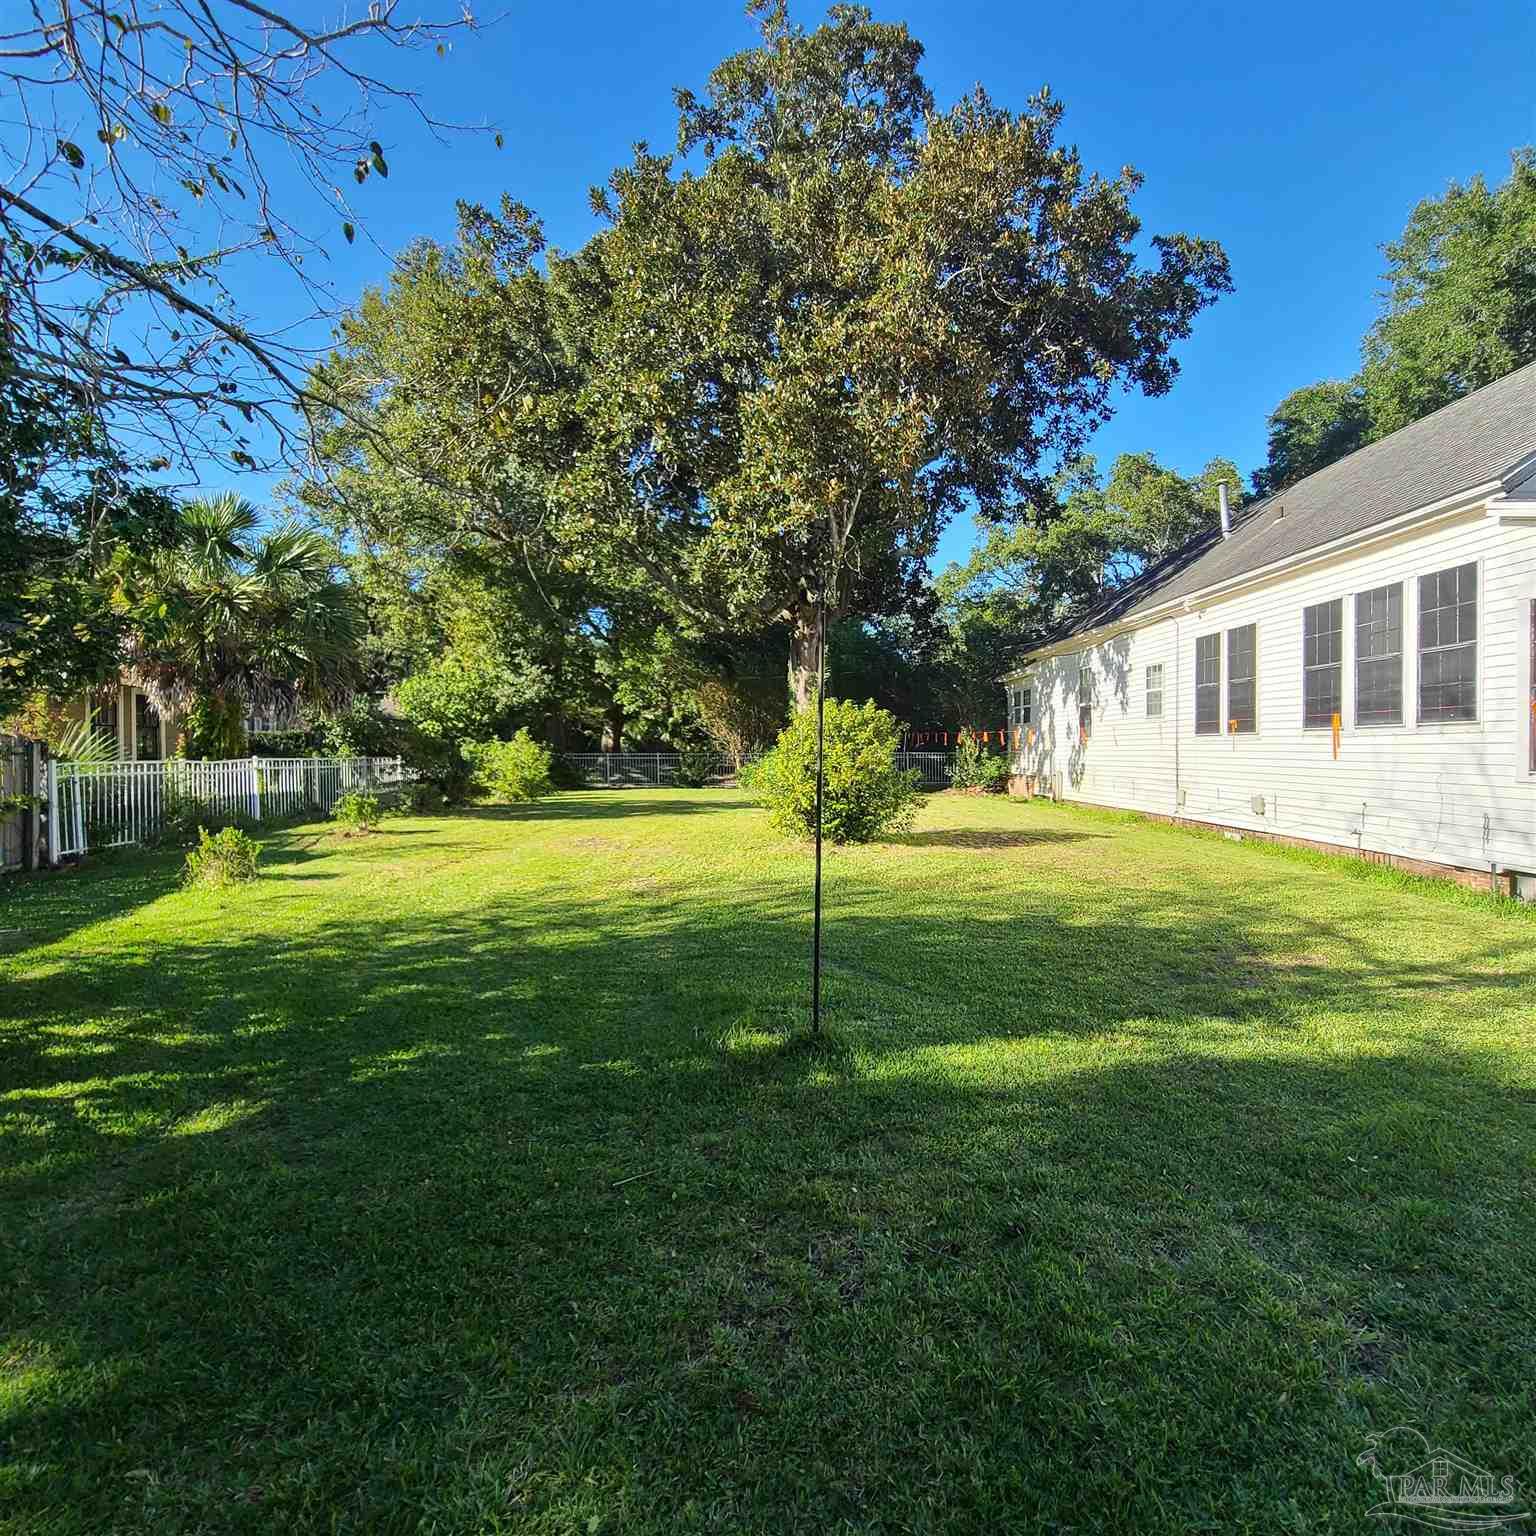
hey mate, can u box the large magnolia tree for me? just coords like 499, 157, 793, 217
313, 3, 1230, 707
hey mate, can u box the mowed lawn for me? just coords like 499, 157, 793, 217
3, 791, 1535, 1535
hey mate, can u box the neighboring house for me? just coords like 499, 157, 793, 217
62, 683, 179, 760
244, 706, 303, 737
59, 688, 303, 757
1003, 361, 1536, 895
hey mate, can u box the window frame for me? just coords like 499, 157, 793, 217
1077, 651, 1093, 741
133, 691, 163, 761
1528, 599, 1535, 775
1354, 582, 1405, 728
1416, 561, 1480, 725
1225, 623, 1257, 735
1301, 597, 1344, 732
1145, 662, 1164, 719
90, 689, 121, 745
1194, 634, 1221, 735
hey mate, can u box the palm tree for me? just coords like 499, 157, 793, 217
121, 492, 362, 757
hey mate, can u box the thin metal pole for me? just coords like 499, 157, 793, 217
811, 588, 827, 1034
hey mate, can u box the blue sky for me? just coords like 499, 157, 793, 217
229, 0, 1534, 571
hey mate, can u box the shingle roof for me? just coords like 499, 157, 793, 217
1016, 360, 1536, 662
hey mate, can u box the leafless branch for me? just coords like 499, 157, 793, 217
0, 0, 496, 478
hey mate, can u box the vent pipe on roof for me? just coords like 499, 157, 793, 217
1218, 481, 1233, 539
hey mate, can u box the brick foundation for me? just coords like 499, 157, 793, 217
1006, 777, 1515, 896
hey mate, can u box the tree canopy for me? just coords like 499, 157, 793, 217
940, 450, 1244, 629
310, 2, 1231, 709
1251, 379, 1370, 497
1253, 148, 1536, 494
0, 351, 176, 718
118, 493, 362, 756
1362, 148, 1536, 436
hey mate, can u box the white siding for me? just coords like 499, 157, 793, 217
1011, 508, 1536, 875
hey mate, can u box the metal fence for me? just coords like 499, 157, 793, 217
47, 755, 405, 862
561, 752, 733, 788
894, 752, 957, 786
560, 750, 958, 789
1, 735, 39, 872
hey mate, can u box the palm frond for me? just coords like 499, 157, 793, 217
55, 718, 122, 765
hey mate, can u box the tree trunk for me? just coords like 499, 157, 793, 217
787, 600, 820, 712
600, 702, 625, 753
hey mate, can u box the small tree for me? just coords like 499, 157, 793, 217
750, 699, 923, 844
463, 731, 554, 803
948, 728, 1009, 793
121, 493, 362, 749
692, 674, 788, 770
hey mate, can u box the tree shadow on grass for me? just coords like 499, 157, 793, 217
463, 791, 750, 822
895, 827, 1104, 851
3, 868, 1535, 1533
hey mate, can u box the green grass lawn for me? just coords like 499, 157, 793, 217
3, 790, 1535, 1534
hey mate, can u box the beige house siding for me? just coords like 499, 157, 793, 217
66, 683, 181, 760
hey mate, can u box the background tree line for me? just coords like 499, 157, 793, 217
5, 4, 1535, 766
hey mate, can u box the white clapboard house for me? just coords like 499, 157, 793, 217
1003, 361, 1536, 895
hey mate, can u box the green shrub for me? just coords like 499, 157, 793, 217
949, 728, 1010, 793
183, 824, 263, 887
332, 790, 382, 833
464, 730, 554, 803
735, 751, 768, 794
402, 778, 445, 813
674, 744, 718, 788
315, 700, 464, 797
249, 727, 319, 756
749, 699, 924, 844
547, 753, 587, 790
397, 654, 521, 744
151, 780, 256, 848
177, 695, 247, 759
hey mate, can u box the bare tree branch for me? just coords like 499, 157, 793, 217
0, 0, 496, 478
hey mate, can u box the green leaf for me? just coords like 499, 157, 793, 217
342, 221, 356, 245
370, 152, 389, 179
494, 132, 505, 150
57, 139, 86, 169
150, 101, 172, 126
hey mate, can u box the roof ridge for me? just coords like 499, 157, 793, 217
1273, 357, 1536, 503
1009, 359, 1536, 664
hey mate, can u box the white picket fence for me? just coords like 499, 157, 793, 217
47, 755, 405, 861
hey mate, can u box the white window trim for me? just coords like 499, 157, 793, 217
1412, 555, 1484, 731
1301, 595, 1347, 733
1216, 622, 1260, 738
1350, 581, 1407, 732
